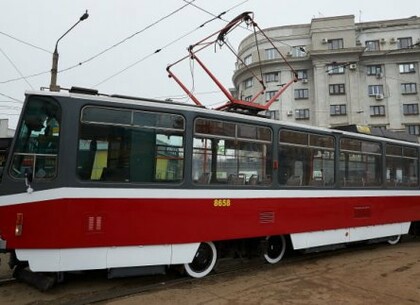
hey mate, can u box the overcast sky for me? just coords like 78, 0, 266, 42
1, 0, 419, 128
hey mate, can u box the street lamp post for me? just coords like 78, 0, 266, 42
49, 10, 89, 92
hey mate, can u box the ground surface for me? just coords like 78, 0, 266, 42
0, 237, 419, 305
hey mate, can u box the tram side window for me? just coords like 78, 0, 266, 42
278, 130, 335, 187
10, 97, 61, 180
193, 118, 272, 185
339, 138, 382, 187
386, 145, 418, 187
77, 107, 184, 183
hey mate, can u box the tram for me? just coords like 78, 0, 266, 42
0, 87, 419, 286
0, 12, 419, 289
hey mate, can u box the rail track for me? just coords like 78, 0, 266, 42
0, 236, 419, 305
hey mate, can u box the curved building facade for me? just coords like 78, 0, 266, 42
232, 15, 420, 136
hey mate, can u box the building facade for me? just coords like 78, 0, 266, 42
0, 119, 14, 137
232, 15, 420, 136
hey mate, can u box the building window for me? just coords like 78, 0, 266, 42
329, 84, 346, 95
266, 110, 279, 120
370, 105, 386, 117
365, 40, 380, 51
397, 37, 413, 49
403, 103, 419, 115
296, 70, 308, 80
265, 48, 276, 60
406, 125, 420, 135
244, 55, 252, 65
399, 63, 415, 73
328, 39, 344, 50
292, 46, 306, 57
330, 104, 347, 116
244, 77, 253, 88
368, 85, 384, 96
295, 109, 310, 120
401, 83, 417, 94
265, 91, 277, 101
294, 89, 309, 99
264, 72, 278, 83
244, 95, 252, 102
327, 64, 345, 74
367, 65, 382, 76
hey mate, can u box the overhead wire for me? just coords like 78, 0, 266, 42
0, 48, 34, 89
0, 0, 198, 85
59, 0, 198, 75
0, 31, 52, 54
93, 0, 249, 88
0, 92, 23, 103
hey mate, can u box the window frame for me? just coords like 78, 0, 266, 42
264, 72, 279, 83
77, 106, 186, 184
294, 89, 309, 100
397, 37, 413, 49
365, 40, 380, 51
401, 83, 417, 95
265, 48, 276, 60
370, 105, 386, 117
368, 85, 384, 96
330, 104, 347, 116
244, 77, 253, 89
295, 109, 310, 120
327, 64, 345, 74
366, 65, 382, 76
403, 103, 419, 115
327, 39, 344, 50
329, 84, 346, 95
244, 55, 252, 65
399, 63, 416, 74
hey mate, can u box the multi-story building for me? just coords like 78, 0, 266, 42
232, 15, 420, 137
0, 119, 14, 137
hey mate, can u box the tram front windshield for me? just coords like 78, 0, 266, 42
9, 96, 61, 181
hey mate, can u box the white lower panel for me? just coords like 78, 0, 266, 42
16, 243, 200, 272
291, 222, 410, 250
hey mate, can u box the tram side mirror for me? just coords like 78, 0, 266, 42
24, 169, 34, 194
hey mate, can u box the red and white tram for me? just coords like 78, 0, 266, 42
0, 12, 420, 289
0, 88, 419, 288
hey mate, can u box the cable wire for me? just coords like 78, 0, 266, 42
59, 1, 198, 74
93, 1, 249, 88
0, 92, 23, 103
0, 31, 52, 54
0, 48, 34, 89
0, 1, 197, 85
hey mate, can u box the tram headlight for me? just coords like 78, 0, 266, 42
15, 213, 23, 236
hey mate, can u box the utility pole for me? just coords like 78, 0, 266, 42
49, 10, 89, 92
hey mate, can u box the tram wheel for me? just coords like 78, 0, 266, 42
184, 241, 217, 278
263, 235, 286, 264
387, 235, 401, 245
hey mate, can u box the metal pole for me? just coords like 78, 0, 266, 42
49, 10, 89, 92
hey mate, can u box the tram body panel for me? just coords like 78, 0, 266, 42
0, 188, 419, 250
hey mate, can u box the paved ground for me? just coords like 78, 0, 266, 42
0, 237, 419, 305
105, 238, 420, 305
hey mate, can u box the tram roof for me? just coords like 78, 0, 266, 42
26, 89, 419, 147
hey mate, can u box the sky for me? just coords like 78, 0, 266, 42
1, 0, 419, 129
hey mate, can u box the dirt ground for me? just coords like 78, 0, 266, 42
105, 239, 420, 305
1, 237, 419, 305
